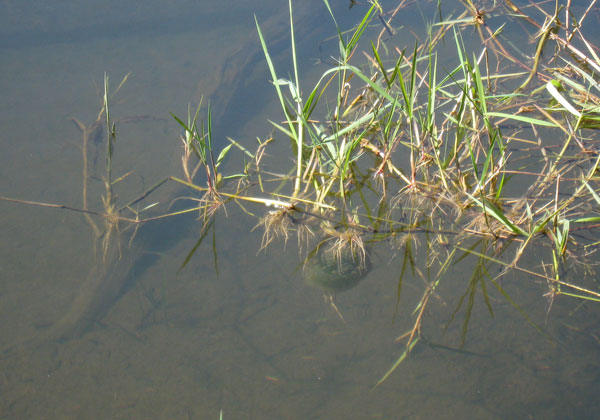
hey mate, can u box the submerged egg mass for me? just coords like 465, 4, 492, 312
303, 245, 372, 292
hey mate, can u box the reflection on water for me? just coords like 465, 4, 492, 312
1, 0, 600, 418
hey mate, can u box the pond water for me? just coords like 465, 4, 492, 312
1, 0, 600, 418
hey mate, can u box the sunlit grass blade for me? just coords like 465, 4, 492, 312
485, 112, 559, 127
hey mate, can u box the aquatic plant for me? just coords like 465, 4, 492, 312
172, 0, 600, 383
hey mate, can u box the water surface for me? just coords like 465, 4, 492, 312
1, 1, 600, 418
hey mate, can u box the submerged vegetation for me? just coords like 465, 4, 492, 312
3, 0, 600, 384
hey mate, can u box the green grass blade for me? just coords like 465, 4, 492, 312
255, 15, 297, 140
467, 193, 528, 236
375, 336, 419, 387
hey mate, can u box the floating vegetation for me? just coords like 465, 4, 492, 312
176, 0, 600, 383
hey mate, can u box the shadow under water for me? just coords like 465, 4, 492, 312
1, 209, 194, 355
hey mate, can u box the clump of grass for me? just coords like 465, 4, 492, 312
320, 222, 368, 271
170, 0, 600, 384
257, 207, 296, 250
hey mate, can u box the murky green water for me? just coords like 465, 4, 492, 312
1, 1, 600, 418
